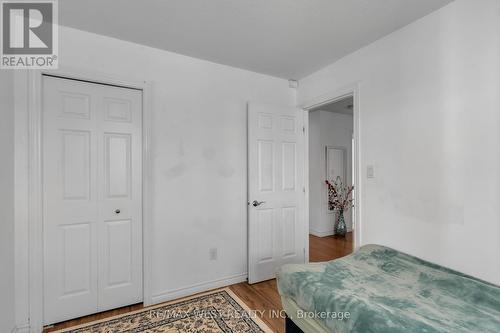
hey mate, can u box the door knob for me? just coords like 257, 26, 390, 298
114, 209, 121, 214
252, 200, 265, 207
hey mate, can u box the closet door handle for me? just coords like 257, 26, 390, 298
114, 209, 121, 214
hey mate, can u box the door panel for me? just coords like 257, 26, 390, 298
258, 140, 274, 192
104, 97, 132, 123
257, 209, 275, 263
248, 103, 305, 283
60, 223, 92, 297
43, 76, 142, 324
59, 92, 91, 119
281, 207, 297, 257
281, 142, 296, 191
104, 219, 132, 287
104, 133, 131, 198
61, 130, 91, 199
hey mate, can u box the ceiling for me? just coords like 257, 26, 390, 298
59, 0, 454, 79
311, 96, 354, 115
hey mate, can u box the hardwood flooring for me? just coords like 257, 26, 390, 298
43, 304, 145, 332
43, 233, 353, 333
229, 233, 353, 332
309, 232, 353, 262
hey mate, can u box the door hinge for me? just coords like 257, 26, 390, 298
302, 126, 305, 133
303, 186, 306, 193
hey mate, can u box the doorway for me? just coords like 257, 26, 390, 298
246, 89, 360, 282
307, 96, 355, 262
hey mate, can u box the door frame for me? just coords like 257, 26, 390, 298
300, 83, 362, 252
25, 67, 153, 332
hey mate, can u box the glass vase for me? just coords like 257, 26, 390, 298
334, 209, 347, 237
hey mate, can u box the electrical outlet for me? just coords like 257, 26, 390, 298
209, 248, 218, 261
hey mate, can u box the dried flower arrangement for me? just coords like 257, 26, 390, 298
325, 176, 354, 212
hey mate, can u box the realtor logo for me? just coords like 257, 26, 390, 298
1, 0, 58, 69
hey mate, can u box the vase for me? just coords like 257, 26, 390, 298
334, 209, 347, 237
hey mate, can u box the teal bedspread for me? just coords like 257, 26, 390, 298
276, 244, 500, 333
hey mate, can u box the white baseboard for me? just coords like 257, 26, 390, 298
309, 228, 353, 237
12, 323, 30, 333
150, 273, 247, 305
309, 228, 334, 237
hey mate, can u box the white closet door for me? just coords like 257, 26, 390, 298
43, 76, 99, 324
97, 83, 143, 311
43, 76, 143, 324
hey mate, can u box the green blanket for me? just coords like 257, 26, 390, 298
276, 244, 500, 333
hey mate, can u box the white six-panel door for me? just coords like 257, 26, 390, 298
248, 103, 306, 283
43, 76, 143, 324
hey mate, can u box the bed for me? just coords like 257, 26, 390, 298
276, 244, 500, 333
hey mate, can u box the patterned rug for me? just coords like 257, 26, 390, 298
52, 288, 272, 332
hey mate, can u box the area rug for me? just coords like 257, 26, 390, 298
53, 288, 272, 333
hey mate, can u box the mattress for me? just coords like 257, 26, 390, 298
276, 244, 500, 333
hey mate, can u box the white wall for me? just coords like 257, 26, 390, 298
309, 111, 353, 236
0, 71, 15, 332
14, 26, 295, 328
299, 0, 500, 285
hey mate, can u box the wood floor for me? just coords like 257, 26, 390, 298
43, 233, 353, 333
309, 232, 353, 262
229, 233, 353, 332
